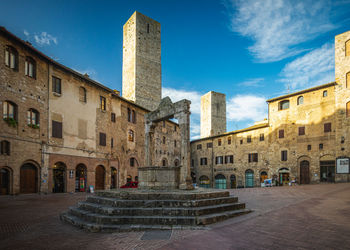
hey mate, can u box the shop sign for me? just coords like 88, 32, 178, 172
336, 158, 350, 174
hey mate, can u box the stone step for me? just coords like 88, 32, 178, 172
68, 207, 198, 225
77, 201, 246, 216
60, 212, 209, 232
95, 189, 230, 200
197, 209, 251, 225
86, 195, 239, 208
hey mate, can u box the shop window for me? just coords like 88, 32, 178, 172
279, 100, 289, 110
4, 45, 18, 70
79, 87, 87, 103
25, 57, 36, 78
52, 76, 61, 94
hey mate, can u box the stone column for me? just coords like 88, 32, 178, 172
145, 121, 155, 166
176, 110, 194, 190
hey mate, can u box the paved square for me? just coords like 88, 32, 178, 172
0, 183, 349, 250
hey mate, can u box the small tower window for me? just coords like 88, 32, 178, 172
147, 23, 150, 33
79, 87, 87, 103
4, 46, 18, 70
25, 57, 36, 78
297, 96, 303, 105
323, 90, 328, 97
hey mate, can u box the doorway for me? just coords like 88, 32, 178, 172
0, 168, 10, 195
230, 174, 236, 188
279, 168, 289, 186
320, 161, 335, 182
300, 160, 310, 184
95, 165, 105, 190
20, 163, 38, 193
245, 169, 254, 187
215, 174, 226, 189
111, 167, 117, 189
76, 164, 87, 192
53, 162, 66, 193
260, 171, 268, 184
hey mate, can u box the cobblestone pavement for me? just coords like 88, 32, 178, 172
0, 183, 349, 250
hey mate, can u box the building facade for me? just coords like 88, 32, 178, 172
0, 11, 180, 195
191, 31, 350, 188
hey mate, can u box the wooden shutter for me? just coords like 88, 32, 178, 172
52, 121, 62, 138
299, 127, 305, 135
99, 133, 106, 146
324, 123, 331, 132
279, 129, 284, 138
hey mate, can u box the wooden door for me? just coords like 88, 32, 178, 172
300, 161, 310, 184
20, 164, 37, 193
95, 166, 105, 190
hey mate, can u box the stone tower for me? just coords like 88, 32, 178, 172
122, 11, 162, 111
200, 91, 226, 138
335, 30, 350, 181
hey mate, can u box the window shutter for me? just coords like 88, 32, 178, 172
99, 133, 106, 146
52, 120, 62, 138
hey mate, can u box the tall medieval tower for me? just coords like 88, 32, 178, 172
122, 11, 162, 111
200, 91, 227, 138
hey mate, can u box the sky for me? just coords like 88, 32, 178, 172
2, 0, 350, 139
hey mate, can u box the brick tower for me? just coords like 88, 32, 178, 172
122, 11, 162, 111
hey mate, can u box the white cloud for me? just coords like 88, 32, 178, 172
227, 95, 267, 122
162, 87, 202, 115
34, 32, 58, 46
227, 0, 336, 62
23, 30, 29, 37
279, 43, 334, 90
239, 78, 264, 87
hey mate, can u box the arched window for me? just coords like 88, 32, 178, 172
347, 101, 350, 117
2, 101, 17, 122
130, 157, 136, 167
278, 100, 289, 110
346, 39, 350, 57
162, 158, 168, 167
297, 96, 304, 105
0, 140, 10, 155
25, 57, 36, 78
4, 46, 18, 70
79, 87, 87, 103
323, 90, 328, 97
128, 130, 134, 142
347, 72, 350, 88
27, 108, 40, 127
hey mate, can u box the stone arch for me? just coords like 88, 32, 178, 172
75, 163, 87, 192
260, 170, 268, 183
0, 166, 13, 195
52, 162, 66, 193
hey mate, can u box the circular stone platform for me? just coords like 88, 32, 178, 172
60, 188, 251, 232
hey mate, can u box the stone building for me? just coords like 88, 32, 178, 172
191, 31, 350, 188
0, 11, 180, 195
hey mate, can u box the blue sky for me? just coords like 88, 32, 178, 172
2, 0, 350, 139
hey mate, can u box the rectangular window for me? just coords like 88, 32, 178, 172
319, 143, 323, 150
247, 135, 252, 143
324, 123, 331, 133
215, 156, 223, 165
52, 76, 61, 94
191, 159, 194, 167
111, 113, 116, 122
100, 96, 106, 110
281, 150, 287, 161
207, 142, 212, 148
99, 132, 106, 146
279, 129, 284, 138
228, 137, 231, 145
225, 155, 234, 164
197, 144, 202, 150
248, 153, 258, 163
240, 139, 243, 144
52, 120, 62, 138
174, 140, 177, 147
163, 136, 166, 144
111, 138, 114, 148
0, 141, 10, 155
307, 145, 311, 151
174, 125, 177, 132
299, 126, 305, 136
200, 158, 207, 166
218, 139, 222, 146
130, 158, 135, 167
259, 133, 264, 141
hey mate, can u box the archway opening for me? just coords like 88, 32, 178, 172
300, 160, 310, 184
53, 162, 66, 193
0, 168, 10, 195
245, 169, 254, 188
260, 171, 268, 183
199, 175, 210, 188
278, 168, 290, 186
76, 164, 87, 192
95, 165, 105, 190
230, 174, 236, 189
215, 174, 226, 189
111, 167, 117, 189
20, 163, 38, 193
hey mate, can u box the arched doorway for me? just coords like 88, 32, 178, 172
300, 160, 310, 184
245, 169, 254, 188
199, 175, 210, 188
230, 174, 236, 189
20, 163, 38, 193
53, 162, 66, 193
0, 168, 10, 195
111, 167, 117, 189
215, 174, 226, 189
75, 164, 87, 192
95, 165, 105, 190
279, 168, 290, 186
260, 171, 268, 183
